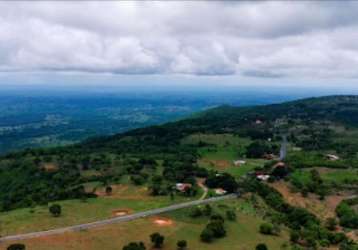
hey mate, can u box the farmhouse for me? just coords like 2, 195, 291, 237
214, 188, 227, 195
233, 160, 246, 166
326, 154, 339, 161
255, 171, 270, 181
175, 183, 192, 192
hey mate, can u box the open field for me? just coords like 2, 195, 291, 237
0, 184, 195, 236
290, 168, 358, 187
0, 200, 289, 250
188, 133, 267, 178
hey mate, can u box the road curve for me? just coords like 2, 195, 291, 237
0, 194, 236, 242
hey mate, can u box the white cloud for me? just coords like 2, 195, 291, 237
0, 1, 358, 79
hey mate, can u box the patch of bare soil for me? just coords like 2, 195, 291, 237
202, 159, 231, 170
41, 163, 59, 172
112, 208, 132, 217
152, 217, 174, 227
270, 181, 346, 220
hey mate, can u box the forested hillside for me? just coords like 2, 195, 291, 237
1, 95, 358, 249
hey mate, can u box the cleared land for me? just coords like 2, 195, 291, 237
0, 200, 289, 250
0, 184, 195, 236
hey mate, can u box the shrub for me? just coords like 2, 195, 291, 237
122, 242, 146, 250
7, 244, 25, 250
259, 223, 274, 235
105, 186, 112, 195
150, 232, 164, 248
200, 228, 214, 242
256, 243, 268, 250
176, 240, 187, 250
49, 204, 61, 217
226, 210, 236, 221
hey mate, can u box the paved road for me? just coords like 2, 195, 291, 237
0, 194, 236, 242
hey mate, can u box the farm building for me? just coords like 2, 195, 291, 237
175, 183, 192, 192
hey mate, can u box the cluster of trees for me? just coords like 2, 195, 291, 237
336, 198, 358, 229
200, 214, 226, 243
205, 173, 238, 193
0, 158, 95, 211
245, 180, 356, 249
291, 169, 329, 199
246, 140, 279, 158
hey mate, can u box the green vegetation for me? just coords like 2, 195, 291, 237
1, 95, 358, 250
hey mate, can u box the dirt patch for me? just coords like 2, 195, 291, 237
41, 163, 59, 172
152, 217, 174, 226
202, 159, 231, 170
112, 208, 132, 217
270, 181, 346, 220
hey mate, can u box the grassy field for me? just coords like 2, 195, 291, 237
0, 184, 196, 236
290, 168, 358, 187
192, 134, 266, 179
319, 168, 358, 184
0, 199, 289, 250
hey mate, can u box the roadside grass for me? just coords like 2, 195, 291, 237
1, 199, 289, 250
0, 185, 195, 236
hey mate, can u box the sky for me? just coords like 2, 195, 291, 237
1, 1, 358, 90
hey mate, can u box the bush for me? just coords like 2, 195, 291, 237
206, 221, 226, 238
259, 223, 274, 235
7, 244, 25, 250
105, 186, 112, 195
226, 210, 236, 221
176, 240, 187, 250
256, 243, 268, 250
200, 228, 214, 242
189, 207, 202, 218
150, 232, 164, 248
325, 217, 337, 231
122, 242, 146, 250
49, 204, 61, 217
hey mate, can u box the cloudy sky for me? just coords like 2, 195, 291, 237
1, 1, 358, 88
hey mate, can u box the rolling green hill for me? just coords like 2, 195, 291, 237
1, 95, 358, 249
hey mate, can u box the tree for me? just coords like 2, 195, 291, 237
105, 186, 113, 195
200, 228, 214, 243
49, 204, 61, 217
7, 244, 26, 250
206, 221, 226, 238
256, 243, 268, 250
326, 217, 337, 231
289, 230, 300, 243
226, 210, 236, 221
122, 242, 146, 250
203, 204, 212, 216
259, 223, 274, 235
189, 207, 202, 218
150, 232, 164, 248
177, 240, 187, 250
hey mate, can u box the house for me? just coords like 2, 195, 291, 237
255, 171, 270, 181
214, 188, 227, 195
255, 119, 263, 124
176, 183, 192, 192
233, 160, 246, 166
326, 154, 339, 161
